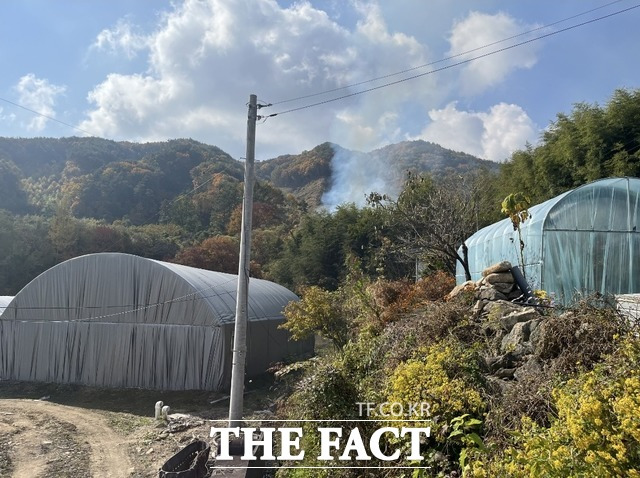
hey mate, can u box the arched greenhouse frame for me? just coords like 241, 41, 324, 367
456, 177, 640, 303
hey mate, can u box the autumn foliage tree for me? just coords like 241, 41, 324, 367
281, 285, 349, 351
173, 236, 240, 273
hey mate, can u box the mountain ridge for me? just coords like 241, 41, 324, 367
0, 136, 497, 217
256, 139, 498, 207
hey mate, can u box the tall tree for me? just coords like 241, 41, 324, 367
501, 192, 531, 279
499, 88, 640, 203
370, 171, 497, 281
0, 159, 30, 214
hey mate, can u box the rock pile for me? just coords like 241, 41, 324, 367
449, 261, 545, 382
446, 260, 522, 305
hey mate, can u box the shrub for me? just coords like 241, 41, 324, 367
382, 340, 486, 476
415, 270, 456, 301
277, 358, 373, 478
535, 298, 629, 376
339, 335, 387, 403
371, 272, 457, 325
470, 338, 640, 477
385, 339, 486, 440
280, 286, 349, 351
287, 360, 360, 421
381, 300, 478, 370
483, 365, 555, 444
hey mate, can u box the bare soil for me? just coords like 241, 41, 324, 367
0, 378, 278, 477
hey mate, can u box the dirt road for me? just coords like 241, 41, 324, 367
0, 380, 274, 477
0, 399, 134, 477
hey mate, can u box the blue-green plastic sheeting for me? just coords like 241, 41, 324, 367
456, 177, 640, 304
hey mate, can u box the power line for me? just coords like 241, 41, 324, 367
270, 0, 628, 107
266, 3, 640, 118
0, 1, 631, 137
0, 97, 96, 137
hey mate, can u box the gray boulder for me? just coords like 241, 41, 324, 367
494, 368, 516, 380
482, 261, 512, 277
482, 300, 522, 321
492, 282, 515, 294
513, 356, 543, 381
484, 272, 515, 285
447, 280, 476, 301
477, 287, 508, 301
501, 318, 541, 353
500, 308, 540, 332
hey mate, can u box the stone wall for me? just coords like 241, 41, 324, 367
448, 261, 544, 382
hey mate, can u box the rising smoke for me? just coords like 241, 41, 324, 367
321, 144, 405, 211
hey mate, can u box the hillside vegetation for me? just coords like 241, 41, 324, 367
0, 89, 638, 296
257, 141, 497, 208
0, 133, 496, 294
274, 265, 639, 477
268, 88, 640, 477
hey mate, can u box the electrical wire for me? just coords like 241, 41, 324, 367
270, 0, 628, 107
0, 97, 96, 137
2, 1, 629, 133
266, 3, 640, 118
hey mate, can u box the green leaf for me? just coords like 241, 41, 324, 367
465, 418, 482, 428
467, 432, 486, 451
459, 447, 468, 469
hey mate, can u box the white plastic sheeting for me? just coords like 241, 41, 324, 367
616, 294, 640, 323
0, 297, 13, 315
457, 177, 640, 303
0, 253, 312, 390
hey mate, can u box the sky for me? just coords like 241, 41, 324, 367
1, 0, 639, 164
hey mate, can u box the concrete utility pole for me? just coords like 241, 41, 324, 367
229, 94, 257, 427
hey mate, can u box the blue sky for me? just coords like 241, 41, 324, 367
1, 0, 638, 163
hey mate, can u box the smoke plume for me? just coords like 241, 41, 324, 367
321, 144, 405, 210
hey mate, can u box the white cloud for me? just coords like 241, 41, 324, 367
481, 103, 538, 162
448, 11, 541, 95
14, 74, 66, 132
0, 107, 17, 124
78, 0, 545, 168
78, 0, 434, 157
414, 102, 538, 162
92, 18, 149, 59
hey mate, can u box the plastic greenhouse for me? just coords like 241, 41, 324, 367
456, 177, 640, 303
0, 253, 312, 391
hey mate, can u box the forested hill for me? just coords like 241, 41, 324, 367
0, 136, 493, 220
0, 137, 242, 222
0, 135, 495, 294
0, 88, 639, 296
256, 140, 498, 207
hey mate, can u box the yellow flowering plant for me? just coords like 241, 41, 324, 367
469, 338, 640, 477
